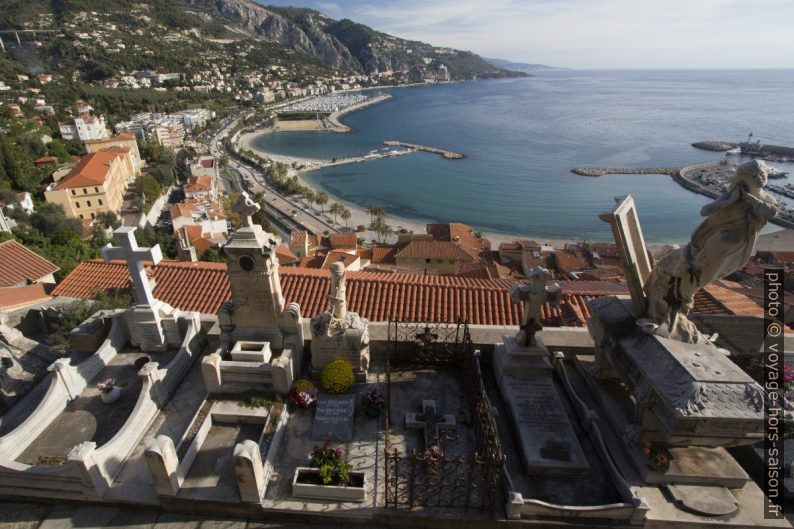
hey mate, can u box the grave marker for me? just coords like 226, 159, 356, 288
311, 394, 356, 442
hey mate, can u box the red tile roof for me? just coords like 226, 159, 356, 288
34, 156, 58, 166
185, 175, 213, 193
321, 251, 359, 270
426, 223, 490, 254
0, 240, 60, 287
276, 244, 299, 265
395, 241, 477, 262
54, 151, 117, 190
51, 260, 630, 325
289, 230, 307, 248
329, 233, 357, 249
0, 283, 51, 311
371, 245, 396, 264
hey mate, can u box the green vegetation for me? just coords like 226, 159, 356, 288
50, 289, 133, 351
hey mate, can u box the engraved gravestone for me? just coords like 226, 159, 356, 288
311, 394, 356, 442
501, 375, 589, 475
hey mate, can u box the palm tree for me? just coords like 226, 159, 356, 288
341, 207, 351, 228
303, 189, 316, 208
329, 202, 342, 222
316, 191, 328, 213
366, 204, 376, 224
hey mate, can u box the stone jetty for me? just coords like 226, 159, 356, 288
383, 140, 465, 159
571, 166, 682, 177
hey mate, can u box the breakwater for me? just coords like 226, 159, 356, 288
691, 141, 738, 151
383, 140, 465, 159
571, 167, 682, 177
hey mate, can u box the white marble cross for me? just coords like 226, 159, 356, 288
102, 227, 162, 306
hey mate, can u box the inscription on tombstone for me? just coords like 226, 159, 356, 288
502, 375, 590, 475
311, 394, 356, 442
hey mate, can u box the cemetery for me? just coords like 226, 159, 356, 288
0, 182, 789, 528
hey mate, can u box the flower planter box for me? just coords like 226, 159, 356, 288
291, 467, 367, 502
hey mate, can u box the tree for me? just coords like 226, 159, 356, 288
134, 174, 162, 207
200, 247, 225, 263
95, 211, 120, 229
340, 207, 351, 228
329, 202, 343, 223
316, 191, 328, 213
366, 204, 376, 224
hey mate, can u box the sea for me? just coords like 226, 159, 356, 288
251, 70, 794, 244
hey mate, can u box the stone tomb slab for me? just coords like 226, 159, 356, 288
311, 394, 355, 442
501, 374, 589, 476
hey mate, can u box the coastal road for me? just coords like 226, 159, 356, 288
208, 117, 344, 237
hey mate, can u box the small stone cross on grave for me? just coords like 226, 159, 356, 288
102, 227, 162, 306
509, 266, 562, 347
233, 191, 260, 228
405, 400, 456, 449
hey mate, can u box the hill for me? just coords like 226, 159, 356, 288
483, 57, 564, 73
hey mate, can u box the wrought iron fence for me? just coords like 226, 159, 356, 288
384, 319, 504, 511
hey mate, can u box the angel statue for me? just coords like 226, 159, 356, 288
641, 159, 779, 343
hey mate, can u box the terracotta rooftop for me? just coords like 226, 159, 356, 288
395, 240, 477, 262
170, 202, 196, 219
0, 283, 51, 311
52, 260, 631, 326
289, 230, 308, 248
185, 175, 213, 193
499, 240, 541, 252
329, 233, 357, 249
371, 245, 396, 264
0, 240, 60, 287
321, 250, 359, 270
34, 156, 58, 166
54, 151, 117, 190
276, 245, 299, 265
426, 223, 490, 254
84, 132, 136, 145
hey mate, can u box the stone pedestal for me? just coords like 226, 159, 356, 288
231, 341, 272, 363
310, 312, 369, 377
493, 335, 552, 385
144, 435, 180, 496
125, 301, 179, 352
587, 295, 765, 447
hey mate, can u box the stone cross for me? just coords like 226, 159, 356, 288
599, 195, 652, 316
509, 267, 562, 347
233, 191, 260, 228
405, 399, 456, 449
102, 227, 162, 306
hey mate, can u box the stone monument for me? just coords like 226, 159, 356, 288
102, 226, 180, 351
587, 189, 769, 517
493, 268, 589, 476
212, 192, 303, 393
310, 262, 369, 377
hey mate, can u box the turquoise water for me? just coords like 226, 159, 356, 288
251, 70, 794, 243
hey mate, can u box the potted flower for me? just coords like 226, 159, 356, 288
360, 385, 386, 417
292, 441, 367, 502
642, 442, 673, 472
96, 378, 121, 404
288, 379, 318, 409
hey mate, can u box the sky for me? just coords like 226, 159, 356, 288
259, 0, 794, 69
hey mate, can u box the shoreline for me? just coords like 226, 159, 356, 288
237, 130, 591, 247
238, 129, 702, 248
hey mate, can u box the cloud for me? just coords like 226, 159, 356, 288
315, 1, 342, 15
349, 0, 794, 68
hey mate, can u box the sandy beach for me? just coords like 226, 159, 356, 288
239, 129, 589, 248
